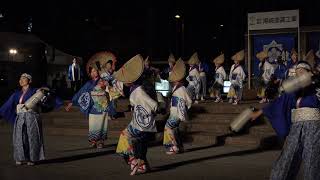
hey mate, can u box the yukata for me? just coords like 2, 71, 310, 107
116, 85, 158, 173
285, 60, 298, 80
257, 61, 276, 99
0, 88, 62, 163
262, 86, 320, 180
228, 64, 246, 101
163, 85, 192, 153
186, 65, 201, 101
71, 79, 110, 145
210, 66, 226, 99
274, 63, 287, 84
199, 62, 208, 99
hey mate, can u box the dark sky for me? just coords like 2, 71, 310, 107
1, 0, 320, 62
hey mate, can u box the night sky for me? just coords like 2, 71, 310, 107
1, 0, 320, 63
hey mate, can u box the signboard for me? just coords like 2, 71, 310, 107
248, 10, 299, 30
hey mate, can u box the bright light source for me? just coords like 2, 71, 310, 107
220, 24, 224, 27
9, 49, 18, 54
0, 14, 3, 18
175, 14, 181, 19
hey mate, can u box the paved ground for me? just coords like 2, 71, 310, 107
0, 128, 298, 180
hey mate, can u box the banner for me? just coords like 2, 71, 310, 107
248, 10, 299, 30
253, 34, 295, 76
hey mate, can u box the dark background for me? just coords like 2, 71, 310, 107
1, 0, 320, 63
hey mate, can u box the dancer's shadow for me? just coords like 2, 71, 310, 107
40, 149, 115, 164
59, 143, 117, 152
184, 133, 234, 153
150, 133, 282, 173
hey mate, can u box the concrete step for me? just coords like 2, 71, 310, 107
189, 114, 238, 123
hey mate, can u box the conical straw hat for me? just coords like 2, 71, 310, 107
168, 58, 186, 82
188, 52, 200, 65
231, 50, 244, 62
256, 50, 268, 61
86, 51, 117, 75
168, 53, 176, 63
213, 54, 225, 64
113, 54, 144, 83
303, 49, 315, 68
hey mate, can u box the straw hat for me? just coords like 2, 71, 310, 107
113, 54, 144, 83
256, 50, 268, 61
168, 58, 186, 82
86, 51, 117, 75
168, 53, 176, 63
188, 52, 200, 65
291, 48, 298, 56
231, 50, 244, 62
303, 49, 315, 68
213, 54, 225, 65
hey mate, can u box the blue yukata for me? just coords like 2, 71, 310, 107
262, 85, 320, 180
0, 88, 62, 163
274, 63, 287, 82
163, 85, 192, 154
71, 78, 110, 145
116, 85, 158, 173
186, 65, 201, 101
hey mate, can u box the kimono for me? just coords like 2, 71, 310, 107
262, 86, 320, 180
186, 65, 201, 101
71, 79, 110, 145
274, 63, 287, 82
257, 61, 275, 98
0, 87, 62, 163
199, 62, 208, 99
228, 64, 246, 101
163, 85, 192, 153
286, 60, 298, 80
210, 66, 226, 99
116, 85, 158, 174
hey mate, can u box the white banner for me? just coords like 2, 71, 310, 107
248, 10, 299, 30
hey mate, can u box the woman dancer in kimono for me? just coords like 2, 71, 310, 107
256, 50, 276, 103
227, 50, 246, 105
163, 58, 192, 154
115, 54, 158, 175
65, 63, 110, 149
186, 52, 201, 104
251, 61, 320, 180
0, 73, 61, 166
210, 54, 226, 102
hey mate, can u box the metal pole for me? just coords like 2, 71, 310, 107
247, 19, 251, 90
181, 18, 185, 58
298, 26, 300, 60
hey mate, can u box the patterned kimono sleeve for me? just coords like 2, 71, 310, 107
71, 81, 95, 115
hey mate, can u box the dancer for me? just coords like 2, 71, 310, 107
115, 54, 158, 175
227, 50, 246, 105
163, 58, 192, 154
186, 52, 201, 104
65, 63, 110, 149
210, 54, 226, 102
0, 73, 61, 166
251, 61, 320, 180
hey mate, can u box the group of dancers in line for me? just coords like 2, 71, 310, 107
0, 48, 320, 179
